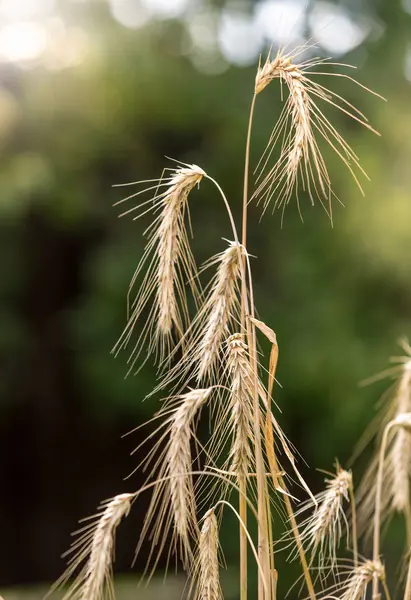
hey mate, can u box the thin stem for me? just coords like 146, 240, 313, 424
280, 479, 316, 600
239, 477, 248, 600
241, 91, 271, 600
242, 93, 257, 250
213, 499, 268, 595
349, 482, 358, 567
404, 551, 411, 600
373, 421, 393, 600
382, 578, 392, 600
205, 175, 241, 245
405, 505, 411, 550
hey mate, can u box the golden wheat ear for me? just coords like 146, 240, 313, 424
154, 240, 247, 394
318, 558, 386, 600
134, 388, 213, 577
355, 342, 411, 541
48, 494, 133, 600
253, 45, 382, 221
112, 162, 205, 372
196, 509, 223, 600
289, 465, 352, 570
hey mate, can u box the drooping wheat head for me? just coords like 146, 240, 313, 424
50, 494, 133, 600
336, 559, 385, 600
225, 334, 255, 481
196, 242, 247, 382
135, 387, 213, 573
157, 240, 247, 393
112, 163, 205, 370
253, 45, 382, 220
197, 509, 223, 600
356, 340, 411, 539
294, 466, 352, 567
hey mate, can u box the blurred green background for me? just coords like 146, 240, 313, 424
1, 0, 410, 597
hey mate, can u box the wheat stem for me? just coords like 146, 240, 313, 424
349, 481, 359, 567
241, 88, 273, 600
242, 93, 257, 252
205, 175, 240, 245
404, 552, 411, 600
266, 414, 316, 600
373, 421, 394, 598
214, 499, 268, 595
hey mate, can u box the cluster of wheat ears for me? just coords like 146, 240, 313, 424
50, 43, 411, 600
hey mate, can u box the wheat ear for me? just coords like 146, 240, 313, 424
168, 388, 212, 551
151, 240, 247, 395
373, 414, 411, 592
225, 333, 255, 480
198, 509, 222, 600
294, 466, 352, 567
113, 163, 204, 369
340, 559, 385, 600
135, 387, 213, 574
50, 494, 132, 600
253, 45, 381, 219
196, 242, 246, 381
388, 367, 411, 514
356, 344, 411, 539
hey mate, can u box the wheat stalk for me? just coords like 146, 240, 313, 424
51, 39, 388, 600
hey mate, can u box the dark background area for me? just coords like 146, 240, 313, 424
0, 0, 410, 597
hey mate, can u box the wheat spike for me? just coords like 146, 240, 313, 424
294, 466, 352, 567
340, 559, 385, 600
50, 494, 132, 600
389, 369, 411, 513
225, 334, 255, 480
135, 388, 213, 573
356, 342, 411, 538
198, 510, 223, 600
253, 45, 381, 219
112, 163, 205, 370
168, 389, 211, 549
149, 240, 246, 395
196, 241, 246, 382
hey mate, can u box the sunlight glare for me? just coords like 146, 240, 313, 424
0, 22, 47, 63
0, 0, 54, 21
309, 2, 371, 56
